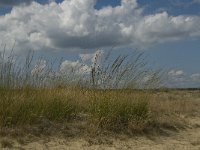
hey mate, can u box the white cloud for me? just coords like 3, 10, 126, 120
135, 12, 200, 47
0, 0, 200, 53
60, 60, 90, 75
168, 70, 184, 77
166, 70, 200, 88
167, 70, 186, 87
167, 69, 186, 87
79, 49, 104, 65
191, 73, 200, 81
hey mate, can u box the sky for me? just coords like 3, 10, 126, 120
0, 0, 200, 88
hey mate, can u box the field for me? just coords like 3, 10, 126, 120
0, 51, 199, 149
0, 88, 200, 150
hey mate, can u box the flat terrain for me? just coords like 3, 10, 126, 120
0, 90, 200, 150
1, 116, 200, 150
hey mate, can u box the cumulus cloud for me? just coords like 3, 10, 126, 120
167, 70, 186, 87
0, 0, 200, 53
166, 70, 200, 88
168, 70, 184, 77
31, 50, 104, 80
79, 49, 104, 63
60, 60, 90, 75
0, 0, 34, 6
190, 73, 200, 81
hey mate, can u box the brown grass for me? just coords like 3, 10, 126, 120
0, 49, 199, 140
0, 88, 199, 138
1, 138, 13, 148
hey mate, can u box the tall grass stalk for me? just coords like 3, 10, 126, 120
0, 48, 163, 89
0, 48, 164, 132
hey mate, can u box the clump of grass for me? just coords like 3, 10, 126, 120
0, 87, 151, 134
1, 138, 13, 148
88, 91, 150, 131
0, 88, 78, 126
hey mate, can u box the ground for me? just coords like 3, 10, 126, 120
0, 90, 200, 150
0, 116, 199, 150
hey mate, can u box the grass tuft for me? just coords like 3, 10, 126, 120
88, 91, 150, 131
0, 89, 78, 126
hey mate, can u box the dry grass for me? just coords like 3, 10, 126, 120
150, 90, 200, 116
0, 88, 199, 138
1, 138, 13, 148
0, 49, 199, 139
0, 88, 78, 126
0, 88, 150, 131
146, 90, 200, 134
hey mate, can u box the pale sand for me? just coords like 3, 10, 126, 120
1, 116, 200, 150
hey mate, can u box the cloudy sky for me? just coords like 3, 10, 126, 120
0, 0, 200, 88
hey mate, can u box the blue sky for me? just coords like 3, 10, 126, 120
1, 0, 200, 15
0, 0, 200, 88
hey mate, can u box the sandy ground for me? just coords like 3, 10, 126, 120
1, 116, 200, 150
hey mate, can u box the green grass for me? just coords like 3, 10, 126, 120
0, 88, 77, 126
88, 91, 149, 130
1, 87, 198, 135
0, 49, 172, 134
0, 88, 151, 132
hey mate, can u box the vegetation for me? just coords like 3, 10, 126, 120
0, 48, 198, 137
0, 87, 151, 131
